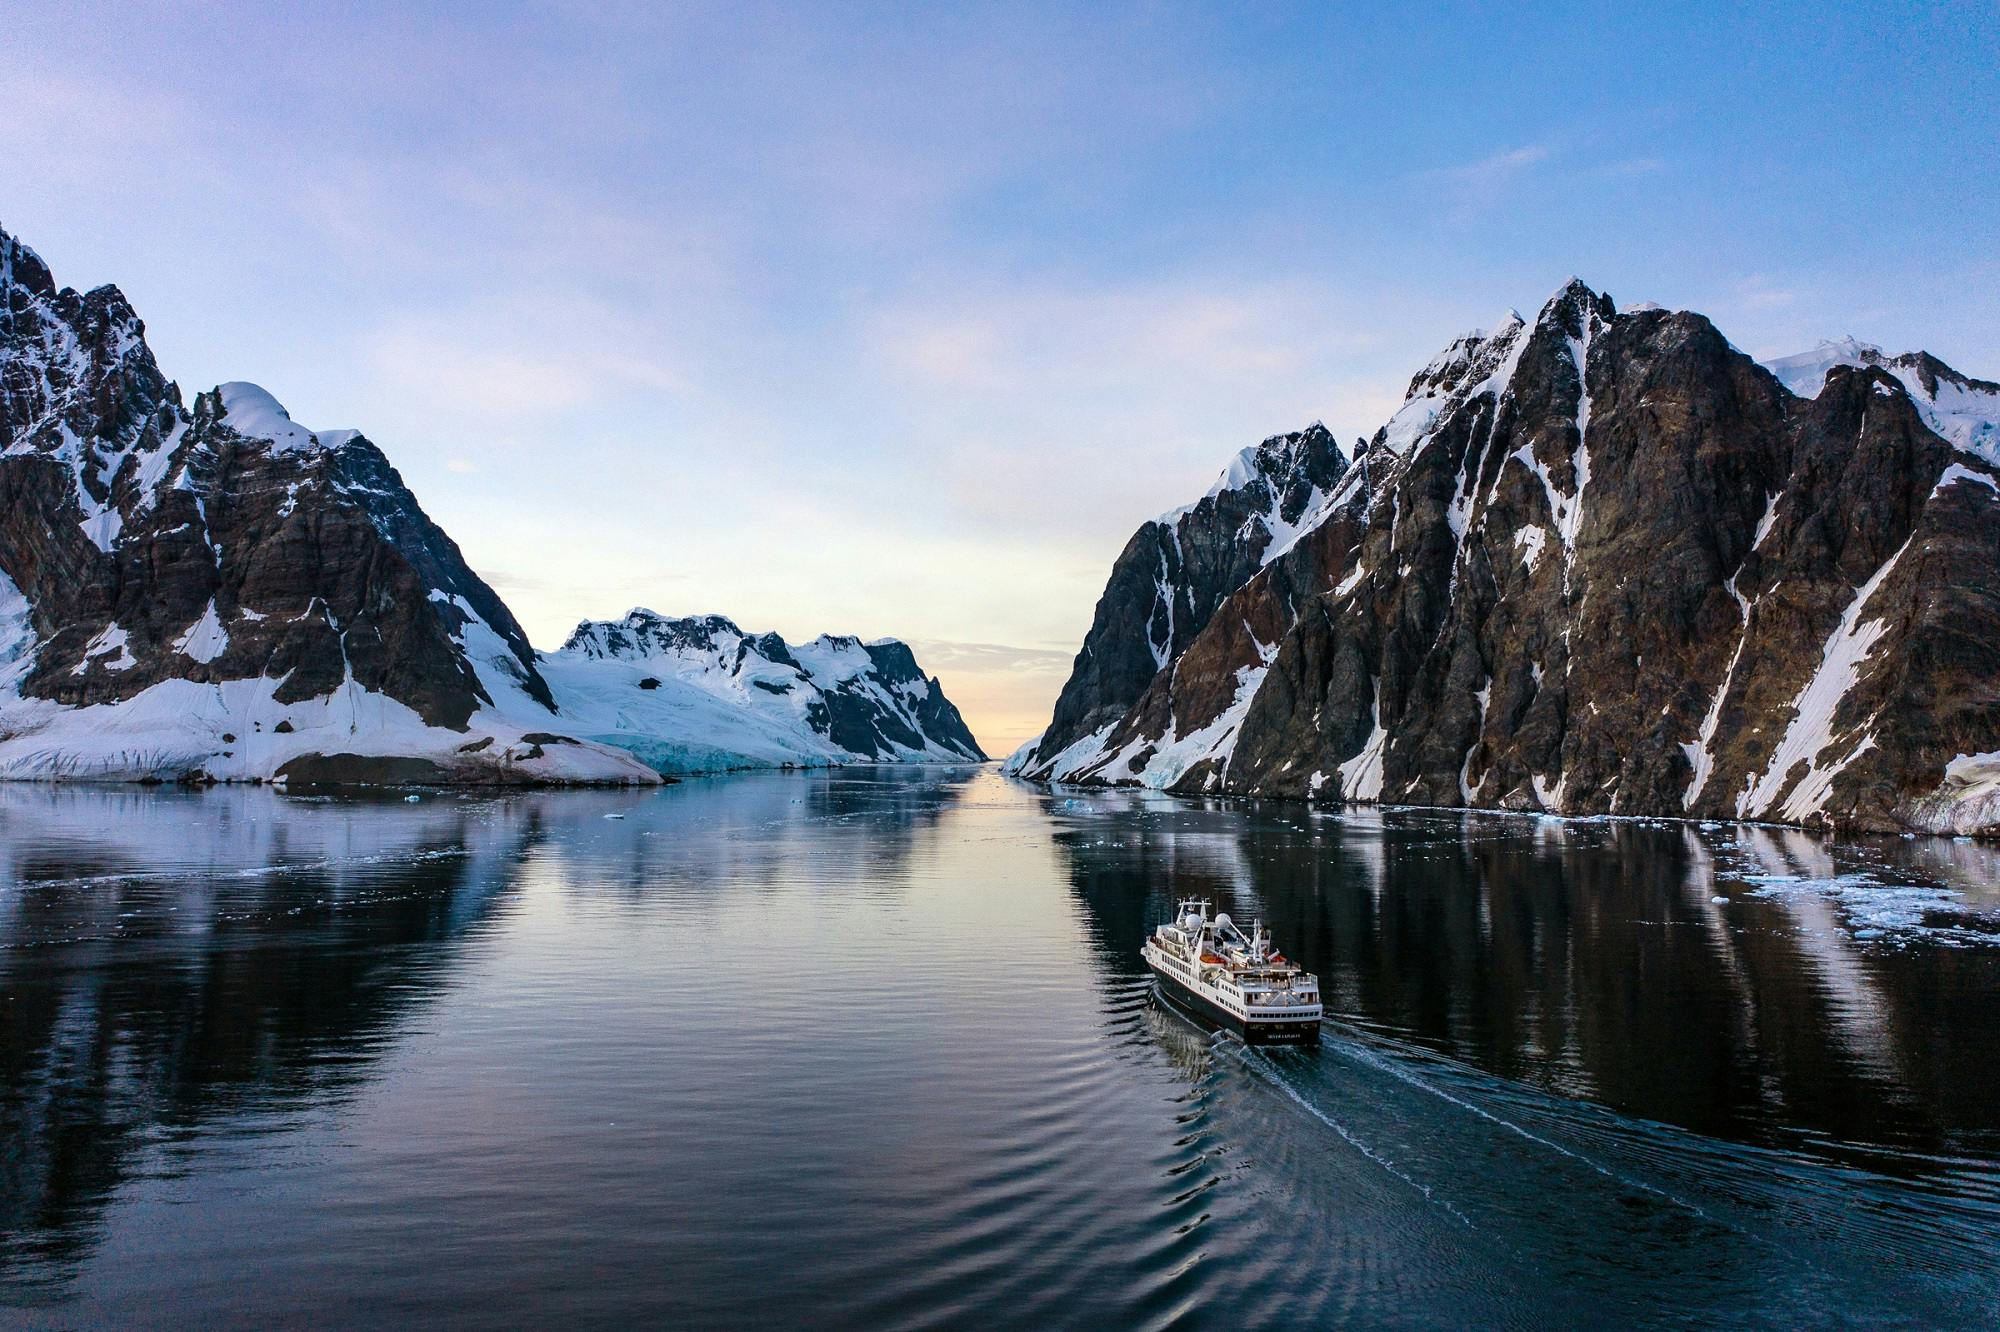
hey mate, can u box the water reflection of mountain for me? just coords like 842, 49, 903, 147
0, 770, 980, 1285
1046, 796, 2000, 1166
545, 766, 979, 902
0, 787, 549, 1283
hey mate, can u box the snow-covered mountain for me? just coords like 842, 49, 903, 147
0, 226, 657, 784
543, 610, 985, 773
1010, 281, 2000, 835
0, 224, 979, 785
1763, 336, 2000, 462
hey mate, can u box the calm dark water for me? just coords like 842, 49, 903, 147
1, 769, 1997, 1328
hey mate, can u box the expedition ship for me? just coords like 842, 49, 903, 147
1142, 900, 1322, 1044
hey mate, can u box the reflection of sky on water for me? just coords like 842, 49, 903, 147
0, 772, 1995, 1325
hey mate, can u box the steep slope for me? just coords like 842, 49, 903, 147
1006, 422, 1348, 778
1017, 280, 2000, 835
0, 224, 658, 784
542, 609, 985, 773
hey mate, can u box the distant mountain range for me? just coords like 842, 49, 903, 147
1009, 282, 2000, 835
0, 225, 983, 784
547, 609, 982, 773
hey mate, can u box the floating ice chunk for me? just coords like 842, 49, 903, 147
1741, 871, 2000, 946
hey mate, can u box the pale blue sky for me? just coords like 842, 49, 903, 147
7, 1, 1995, 750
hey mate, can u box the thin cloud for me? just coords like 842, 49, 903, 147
0, 67, 189, 161
1596, 155, 1667, 177
479, 568, 692, 597
366, 311, 691, 420
899, 639, 1078, 674
1419, 143, 1552, 208
1735, 274, 1799, 310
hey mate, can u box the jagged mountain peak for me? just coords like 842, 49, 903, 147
0, 225, 57, 299
2, 236, 183, 554
1383, 280, 1613, 459
559, 609, 752, 661
1161, 420, 1347, 525
1, 227, 150, 354
620, 607, 745, 635
1410, 324, 1522, 408
1242, 420, 1341, 480
857, 637, 923, 675
1014, 417, 1354, 774
1403, 328, 1504, 406
630, 607, 736, 628
1537, 276, 1615, 335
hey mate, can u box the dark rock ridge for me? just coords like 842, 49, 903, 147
1010, 281, 2000, 835
1028, 422, 1348, 771
545, 608, 985, 772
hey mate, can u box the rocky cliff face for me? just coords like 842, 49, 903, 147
544, 609, 985, 773
1011, 422, 1348, 776
1011, 281, 2000, 835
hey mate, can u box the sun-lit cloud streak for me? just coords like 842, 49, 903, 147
5, 3, 1995, 752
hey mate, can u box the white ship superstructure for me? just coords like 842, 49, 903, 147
1142, 899, 1321, 1044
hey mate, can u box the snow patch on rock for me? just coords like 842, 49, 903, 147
173, 600, 230, 663
1739, 537, 1912, 820
72, 624, 136, 674
1337, 677, 1388, 802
